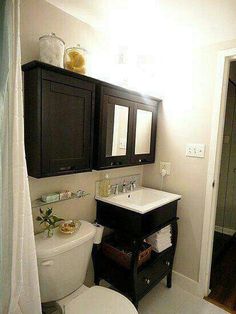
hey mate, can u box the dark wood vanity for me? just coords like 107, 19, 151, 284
22, 61, 161, 177
93, 199, 180, 308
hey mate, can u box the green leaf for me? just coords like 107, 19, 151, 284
48, 218, 54, 225
36, 216, 43, 221
52, 216, 64, 223
46, 208, 53, 216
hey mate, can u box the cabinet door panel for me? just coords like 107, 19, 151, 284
42, 80, 92, 176
131, 103, 157, 164
98, 88, 134, 168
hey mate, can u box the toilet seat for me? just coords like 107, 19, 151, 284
65, 286, 138, 314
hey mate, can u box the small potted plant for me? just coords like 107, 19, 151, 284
36, 207, 64, 237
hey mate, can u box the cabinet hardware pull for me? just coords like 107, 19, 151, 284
166, 261, 170, 266
145, 278, 151, 285
139, 159, 148, 163
59, 166, 74, 171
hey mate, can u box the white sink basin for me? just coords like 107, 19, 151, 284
95, 187, 181, 214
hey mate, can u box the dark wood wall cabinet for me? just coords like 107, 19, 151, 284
22, 61, 161, 177
93, 86, 158, 169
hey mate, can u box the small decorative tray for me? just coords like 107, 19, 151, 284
59, 220, 81, 234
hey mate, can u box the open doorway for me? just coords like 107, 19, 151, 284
207, 62, 236, 312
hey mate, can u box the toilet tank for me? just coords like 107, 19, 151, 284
35, 220, 96, 303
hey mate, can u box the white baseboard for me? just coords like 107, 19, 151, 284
172, 271, 203, 297
215, 225, 236, 236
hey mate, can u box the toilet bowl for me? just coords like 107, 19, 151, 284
35, 220, 137, 314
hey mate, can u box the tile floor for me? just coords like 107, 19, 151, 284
139, 282, 228, 314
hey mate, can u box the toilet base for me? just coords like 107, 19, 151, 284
42, 301, 63, 314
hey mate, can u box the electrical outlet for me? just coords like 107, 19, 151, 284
160, 162, 171, 175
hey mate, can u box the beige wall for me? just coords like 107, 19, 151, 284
20, 0, 143, 285
143, 41, 236, 282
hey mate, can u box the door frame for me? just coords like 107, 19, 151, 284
199, 48, 236, 296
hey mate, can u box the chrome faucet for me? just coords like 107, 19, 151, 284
122, 180, 128, 193
130, 179, 136, 191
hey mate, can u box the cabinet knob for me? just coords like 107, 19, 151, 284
145, 278, 151, 285
166, 261, 170, 266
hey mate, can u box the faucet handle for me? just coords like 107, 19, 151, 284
130, 179, 136, 190
122, 180, 127, 193
111, 184, 119, 195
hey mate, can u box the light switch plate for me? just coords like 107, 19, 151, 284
160, 162, 171, 175
186, 144, 205, 158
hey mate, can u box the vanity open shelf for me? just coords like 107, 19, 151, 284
93, 187, 181, 308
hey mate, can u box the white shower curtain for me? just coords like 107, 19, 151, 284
0, 0, 42, 313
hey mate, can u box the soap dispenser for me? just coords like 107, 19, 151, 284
99, 173, 111, 197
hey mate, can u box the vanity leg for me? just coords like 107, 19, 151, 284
130, 238, 142, 309
132, 298, 139, 309
167, 270, 172, 288
94, 276, 100, 286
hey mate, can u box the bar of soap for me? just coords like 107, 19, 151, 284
41, 193, 60, 203
59, 191, 72, 200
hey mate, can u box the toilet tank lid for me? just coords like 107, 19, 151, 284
35, 220, 96, 259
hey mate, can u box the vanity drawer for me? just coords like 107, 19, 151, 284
136, 251, 172, 297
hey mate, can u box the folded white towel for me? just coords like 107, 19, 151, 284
151, 229, 171, 236
147, 239, 172, 248
152, 242, 172, 253
147, 232, 171, 243
158, 228, 171, 235
158, 225, 171, 233
146, 225, 173, 253
148, 232, 171, 241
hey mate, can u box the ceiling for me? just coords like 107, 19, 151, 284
46, 0, 130, 30
46, 0, 236, 47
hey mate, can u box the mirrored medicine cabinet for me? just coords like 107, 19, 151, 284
94, 86, 159, 169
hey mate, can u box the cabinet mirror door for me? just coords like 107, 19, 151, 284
132, 103, 157, 164
98, 87, 134, 168
135, 109, 153, 155
106, 104, 129, 157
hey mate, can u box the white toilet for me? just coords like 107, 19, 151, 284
35, 220, 138, 314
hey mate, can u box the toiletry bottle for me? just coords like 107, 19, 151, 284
99, 174, 110, 197
103, 174, 111, 197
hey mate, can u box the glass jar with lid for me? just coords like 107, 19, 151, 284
39, 33, 65, 68
64, 44, 87, 75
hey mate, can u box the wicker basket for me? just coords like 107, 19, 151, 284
102, 236, 152, 269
